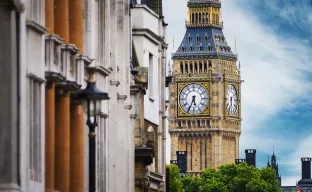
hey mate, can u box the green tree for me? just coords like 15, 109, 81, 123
167, 163, 281, 192
166, 164, 184, 192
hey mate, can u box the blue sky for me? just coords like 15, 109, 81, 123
163, 0, 312, 186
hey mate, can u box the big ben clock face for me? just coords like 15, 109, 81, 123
226, 84, 238, 115
179, 83, 209, 115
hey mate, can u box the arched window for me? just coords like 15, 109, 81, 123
190, 46, 194, 52
190, 62, 193, 73
188, 35, 192, 42
205, 35, 208, 41
178, 121, 182, 128
209, 61, 212, 68
199, 45, 203, 51
199, 13, 202, 24
197, 120, 200, 128
199, 62, 203, 73
182, 46, 186, 52
204, 61, 207, 72
208, 45, 211, 51
180, 62, 184, 73
196, 35, 200, 42
194, 62, 198, 73
185, 62, 188, 73
192, 13, 195, 24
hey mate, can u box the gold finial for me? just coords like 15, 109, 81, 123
87, 67, 97, 83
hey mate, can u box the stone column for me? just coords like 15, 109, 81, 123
55, 90, 70, 192
54, 0, 69, 43
45, 0, 54, 34
69, 0, 83, 53
70, 103, 84, 192
45, 83, 55, 192
0, 2, 20, 191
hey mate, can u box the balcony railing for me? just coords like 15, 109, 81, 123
186, 20, 223, 28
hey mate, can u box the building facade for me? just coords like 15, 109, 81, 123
0, 0, 167, 192
131, 0, 168, 191
168, 0, 241, 174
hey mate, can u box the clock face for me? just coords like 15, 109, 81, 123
226, 84, 238, 115
179, 83, 209, 115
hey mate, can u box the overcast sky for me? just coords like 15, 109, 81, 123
163, 0, 312, 186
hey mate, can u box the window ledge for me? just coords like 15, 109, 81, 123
26, 20, 47, 35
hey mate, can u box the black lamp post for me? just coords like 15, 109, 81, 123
73, 67, 109, 192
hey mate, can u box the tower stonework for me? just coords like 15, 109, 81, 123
168, 0, 242, 174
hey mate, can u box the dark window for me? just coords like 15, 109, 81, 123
190, 63, 193, 73
180, 63, 184, 73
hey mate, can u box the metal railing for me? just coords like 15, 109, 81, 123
186, 20, 223, 28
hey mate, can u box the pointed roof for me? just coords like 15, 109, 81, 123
172, 0, 236, 60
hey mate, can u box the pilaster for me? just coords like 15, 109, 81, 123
54, 0, 69, 43
45, 83, 55, 192
45, 0, 54, 34
0, 2, 20, 191
55, 88, 70, 192
70, 103, 84, 192
108, 0, 118, 190
69, 0, 83, 54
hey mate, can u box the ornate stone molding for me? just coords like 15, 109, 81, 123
1, 0, 25, 13
110, 80, 120, 86
135, 177, 150, 191
117, 93, 127, 100
26, 20, 48, 35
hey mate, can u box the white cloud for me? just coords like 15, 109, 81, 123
163, 0, 312, 179
279, 134, 312, 185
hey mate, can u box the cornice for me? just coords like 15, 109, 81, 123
132, 28, 165, 46
26, 20, 48, 35
0, 0, 25, 13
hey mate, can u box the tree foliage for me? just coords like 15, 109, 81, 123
167, 163, 281, 192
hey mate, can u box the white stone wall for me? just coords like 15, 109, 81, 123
82, 0, 133, 192
132, 3, 168, 190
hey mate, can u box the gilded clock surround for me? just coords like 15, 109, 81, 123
224, 82, 240, 118
177, 82, 210, 117
169, 0, 242, 174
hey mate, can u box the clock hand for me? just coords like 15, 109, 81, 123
193, 95, 196, 106
230, 96, 232, 107
187, 100, 194, 112
188, 96, 196, 112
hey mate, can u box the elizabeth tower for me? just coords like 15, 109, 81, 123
168, 0, 241, 174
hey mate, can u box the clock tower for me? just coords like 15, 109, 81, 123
168, 0, 242, 174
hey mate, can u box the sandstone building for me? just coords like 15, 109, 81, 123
168, 0, 242, 175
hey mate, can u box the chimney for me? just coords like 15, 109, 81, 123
176, 151, 187, 174
301, 157, 311, 179
235, 159, 246, 165
245, 149, 256, 167
170, 160, 177, 165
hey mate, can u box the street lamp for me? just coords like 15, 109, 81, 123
73, 67, 109, 192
